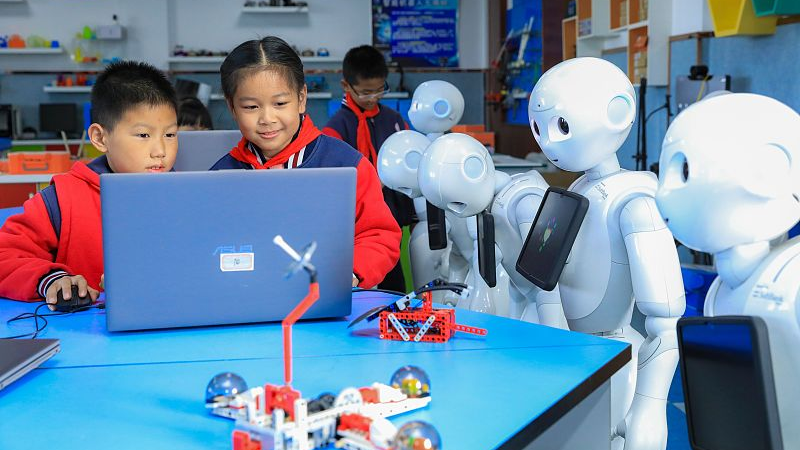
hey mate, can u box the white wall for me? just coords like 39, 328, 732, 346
0, 0, 169, 71
168, 0, 372, 62
0, 0, 489, 71
671, 0, 713, 36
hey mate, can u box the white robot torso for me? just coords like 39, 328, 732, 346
561, 170, 658, 333
705, 238, 800, 449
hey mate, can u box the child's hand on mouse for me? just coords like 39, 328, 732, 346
45, 275, 100, 311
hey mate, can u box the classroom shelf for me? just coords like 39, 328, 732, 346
610, 0, 629, 30
168, 56, 342, 65
241, 5, 308, 13
209, 92, 333, 101
569, 0, 618, 57
382, 92, 409, 99
0, 47, 64, 55
560, 0, 672, 85
628, 0, 648, 24
562, 17, 578, 60
43, 86, 92, 93
167, 56, 226, 63
752, 0, 800, 16
0, 174, 57, 184
708, 0, 778, 36
11, 139, 85, 146
628, 25, 648, 85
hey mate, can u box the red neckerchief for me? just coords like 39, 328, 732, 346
229, 115, 322, 169
343, 92, 380, 164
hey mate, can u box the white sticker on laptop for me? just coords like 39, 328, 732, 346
220, 252, 255, 272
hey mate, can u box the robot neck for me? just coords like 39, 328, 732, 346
715, 241, 771, 289
413, 196, 429, 219
585, 154, 621, 180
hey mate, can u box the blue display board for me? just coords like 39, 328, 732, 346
372, 0, 459, 68
504, 1, 543, 125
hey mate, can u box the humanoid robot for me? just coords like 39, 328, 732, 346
417, 132, 566, 326
655, 93, 800, 449
378, 81, 473, 302
528, 57, 685, 450
378, 130, 450, 292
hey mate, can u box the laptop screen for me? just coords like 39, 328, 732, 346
679, 317, 782, 450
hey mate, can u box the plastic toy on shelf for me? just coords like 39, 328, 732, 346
1, 33, 59, 49
206, 235, 440, 450
350, 280, 488, 343
171, 44, 229, 58
51, 73, 94, 87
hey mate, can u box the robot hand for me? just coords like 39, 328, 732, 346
616, 393, 668, 450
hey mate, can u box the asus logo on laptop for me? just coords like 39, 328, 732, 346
213, 245, 254, 255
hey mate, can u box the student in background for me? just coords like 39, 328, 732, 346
210, 36, 400, 288
177, 96, 213, 131
323, 45, 414, 292
0, 61, 179, 306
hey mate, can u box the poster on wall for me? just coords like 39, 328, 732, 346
503, 0, 542, 125
372, 0, 459, 68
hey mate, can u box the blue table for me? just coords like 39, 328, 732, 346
0, 206, 22, 226
0, 293, 629, 450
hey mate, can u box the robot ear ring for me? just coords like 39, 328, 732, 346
433, 99, 452, 118
463, 156, 486, 180
606, 93, 636, 130
405, 150, 422, 170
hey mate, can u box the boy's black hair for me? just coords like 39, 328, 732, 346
221, 36, 305, 100
342, 45, 388, 85
91, 60, 177, 130
177, 96, 213, 130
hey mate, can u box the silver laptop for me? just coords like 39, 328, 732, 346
0, 339, 59, 390
175, 130, 242, 171
100, 168, 356, 331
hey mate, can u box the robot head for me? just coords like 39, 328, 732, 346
529, 57, 636, 172
656, 93, 800, 254
418, 133, 495, 217
408, 80, 465, 134
377, 130, 431, 198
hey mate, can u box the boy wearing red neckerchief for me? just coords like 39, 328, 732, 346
323, 45, 414, 292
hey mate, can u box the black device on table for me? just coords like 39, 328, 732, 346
515, 187, 589, 291
677, 315, 783, 450
54, 285, 93, 312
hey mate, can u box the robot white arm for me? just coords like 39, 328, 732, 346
616, 195, 685, 450
513, 193, 568, 328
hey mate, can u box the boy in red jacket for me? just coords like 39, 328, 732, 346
0, 61, 179, 308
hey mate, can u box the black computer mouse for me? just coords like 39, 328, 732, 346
54, 285, 93, 312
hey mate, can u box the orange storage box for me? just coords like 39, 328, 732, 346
451, 124, 485, 133
0, 159, 8, 173
466, 131, 495, 148
8, 151, 72, 174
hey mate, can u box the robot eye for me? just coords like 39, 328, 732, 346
532, 121, 540, 136
682, 160, 689, 183
557, 117, 569, 135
